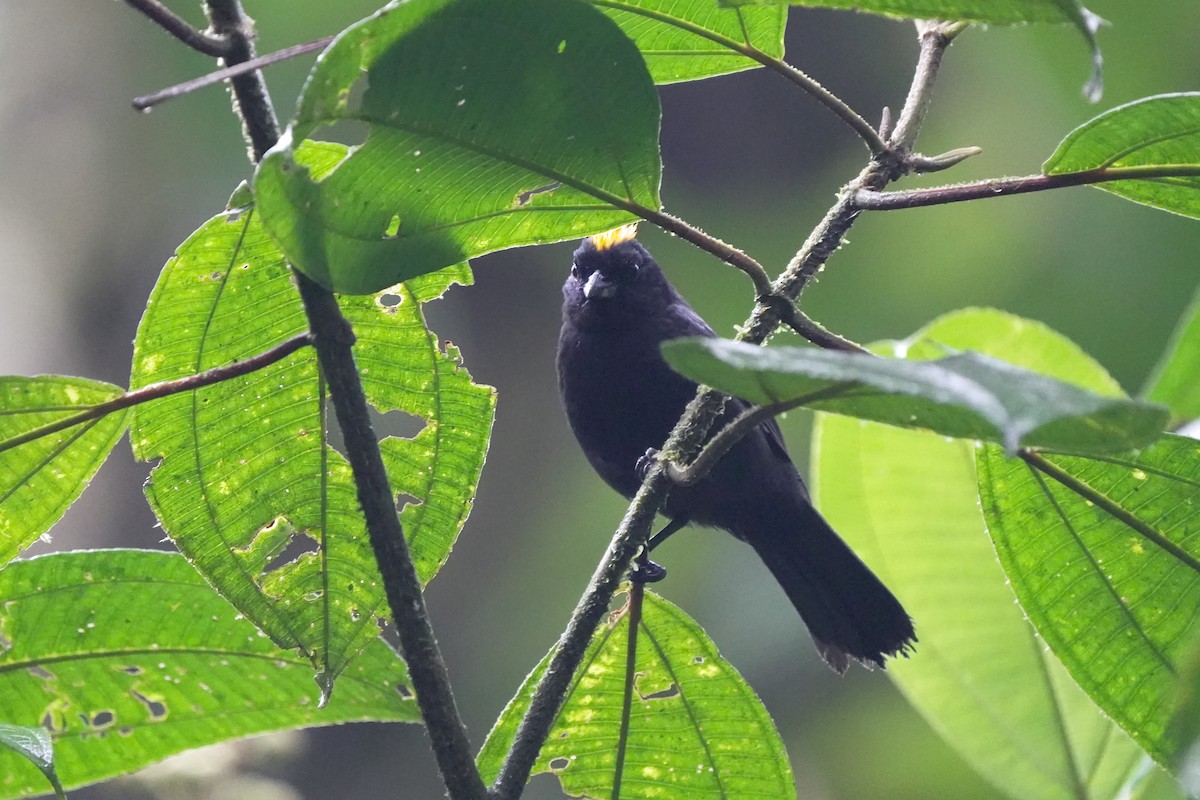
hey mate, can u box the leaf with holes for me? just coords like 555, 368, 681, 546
813, 309, 1182, 800
255, 0, 661, 294
478, 589, 794, 799
979, 435, 1200, 763
0, 550, 416, 800
128, 204, 494, 695
587, 0, 786, 84
0, 377, 128, 567
1044, 94, 1200, 219
661, 339, 1167, 454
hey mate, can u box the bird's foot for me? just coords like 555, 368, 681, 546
635, 448, 660, 482
630, 557, 667, 584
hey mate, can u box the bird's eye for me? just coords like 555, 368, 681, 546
570, 263, 580, 279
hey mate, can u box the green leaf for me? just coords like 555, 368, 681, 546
128, 206, 493, 691
589, 0, 786, 84
0, 550, 416, 799
0, 377, 128, 567
661, 338, 1167, 454
979, 435, 1200, 764
812, 308, 1181, 800
255, 0, 661, 294
717, 0, 1103, 98
1044, 93, 1200, 219
0, 724, 64, 800
1143, 286, 1200, 423
478, 589, 795, 799
1168, 636, 1200, 793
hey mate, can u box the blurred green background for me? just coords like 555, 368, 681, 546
1, 1, 1197, 798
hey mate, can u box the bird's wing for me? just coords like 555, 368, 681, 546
673, 302, 718, 339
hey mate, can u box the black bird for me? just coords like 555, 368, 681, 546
556, 225, 915, 671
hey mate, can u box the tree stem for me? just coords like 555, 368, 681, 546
140, 2, 489, 797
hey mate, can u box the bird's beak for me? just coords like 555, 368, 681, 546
583, 271, 617, 300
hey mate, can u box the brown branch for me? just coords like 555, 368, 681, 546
133, 36, 335, 111
630, 207, 774, 299
124, 0, 231, 57
854, 165, 1200, 211
0, 334, 312, 456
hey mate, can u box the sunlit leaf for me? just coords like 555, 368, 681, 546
661, 339, 1166, 454
478, 589, 794, 799
979, 435, 1200, 763
813, 308, 1180, 800
128, 205, 493, 690
256, 0, 661, 293
0, 376, 128, 567
589, 0, 785, 84
1044, 93, 1200, 219
0, 550, 416, 799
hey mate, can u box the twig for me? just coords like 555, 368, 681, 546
490, 23, 960, 799
612, 582, 645, 800
854, 165, 1200, 211
663, 384, 860, 487
630, 206, 857, 351
889, 21, 965, 152
194, 2, 488, 798
133, 36, 335, 111
758, 292, 869, 354
0, 334, 311, 456
635, 208, 774, 299
124, 0, 231, 58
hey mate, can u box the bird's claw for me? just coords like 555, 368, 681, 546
630, 558, 667, 584
636, 448, 660, 482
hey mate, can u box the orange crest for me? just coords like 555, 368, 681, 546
588, 223, 639, 251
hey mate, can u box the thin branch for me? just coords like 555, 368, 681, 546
491, 24, 960, 798
0, 334, 311, 456
195, 2, 487, 798
634, 208, 774, 299
588, 0, 887, 154
634, 208, 865, 351
854, 165, 1200, 211
133, 36, 335, 111
663, 384, 860, 487
758, 293, 870, 354
889, 21, 963, 151
761, 56, 889, 156
612, 582, 646, 800
124, 0, 231, 57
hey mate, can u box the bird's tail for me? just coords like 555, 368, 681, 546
738, 501, 915, 673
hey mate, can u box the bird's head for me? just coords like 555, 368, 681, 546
564, 224, 673, 314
